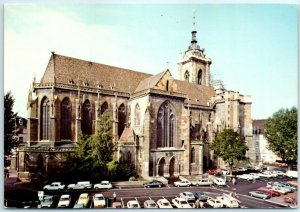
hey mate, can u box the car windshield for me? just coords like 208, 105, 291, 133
163, 202, 170, 206
80, 196, 87, 200
180, 200, 188, 205
150, 203, 156, 207
95, 196, 104, 200
132, 204, 139, 208
60, 197, 69, 201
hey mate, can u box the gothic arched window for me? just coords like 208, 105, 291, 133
101, 102, 108, 114
184, 70, 190, 82
40, 97, 50, 140
198, 69, 202, 85
61, 98, 71, 140
135, 104, 140, 126
157, 101, 176, 148
81, 100, 92, 135
118, 104, 126, 138
191, 147, 196, 163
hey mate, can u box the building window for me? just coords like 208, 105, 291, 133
166, 80, 170, 91
184, 70, 190, 82
101, 102, 108, 114
24, 154, 30, 172
135, 104, 140, 126
157, 101, 176, 148
191, 147, 196, 163
40, 97, 50, 140
61, 98, 71, 140
118, 104, 126, 138
126, 151, 132, 163
81, 100, 92, 135
198, 69, 202, 85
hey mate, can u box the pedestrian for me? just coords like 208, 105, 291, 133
113, 192, 116, 202
199, 201, 204, 208
232, 177, 236, 185
195, 199, 200, 208
253, 177, 256, 184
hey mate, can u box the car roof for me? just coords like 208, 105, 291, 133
175, 197, 187, 201
158, 199, 169, 202
128, 200, 139, 204
101, 181, 109, 183
94, 193, 104, 197
61, 194, 70, 198
145, 200, 155, 203
79, 193, 89, 197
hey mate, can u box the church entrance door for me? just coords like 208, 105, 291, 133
158, 158, 165, 176
169, 157, 175, 176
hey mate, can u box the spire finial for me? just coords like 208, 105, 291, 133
192, 10, 197, 32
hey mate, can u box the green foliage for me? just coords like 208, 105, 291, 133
264, 107, 297, 166
4, 91, 18, 156
211, 129, 249, 171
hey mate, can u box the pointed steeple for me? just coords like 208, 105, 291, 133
189, 12, 200, 50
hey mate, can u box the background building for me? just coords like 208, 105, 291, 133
16, 24, 253, 181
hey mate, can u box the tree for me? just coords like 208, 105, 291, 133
264, 107, 297, 170
211, 129, 249, 174
4, 91, 18, 157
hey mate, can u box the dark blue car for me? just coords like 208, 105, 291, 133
143, 180, 163, 188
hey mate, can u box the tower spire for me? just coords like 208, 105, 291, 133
189, 10, 200, 50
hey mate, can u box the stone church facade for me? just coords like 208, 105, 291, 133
17, 24, 253, 180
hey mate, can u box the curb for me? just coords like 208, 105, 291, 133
265, 200, 288, 207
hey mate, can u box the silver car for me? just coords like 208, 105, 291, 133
249, 191, 270, 199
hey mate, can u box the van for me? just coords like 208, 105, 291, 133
286, 170, 298, 178
213, 177, 226, 186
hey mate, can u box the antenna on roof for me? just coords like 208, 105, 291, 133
166, 61, 169, 70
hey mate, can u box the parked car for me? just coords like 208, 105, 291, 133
277, 182, 297, 191
287, 181, 298, 188
93, 193, 105, 208
94, 181, 112, 190
76, 193, 89, 207
237, 167, 247, 172
286, 170, 298, 178
40, 195, 58, 208
57, 194, 71, 208
174, 180, 191, 187
143, 200, 158, 208
272, 170, 286, 176
237, 174, 254, 181
216, 194, 239, 208
157, 199, 173, 208
271, 185, 291, 194
221, 169, 230, 175
67, 181, 92, 190
207, 198, 223, 208
256, 187, 281, 197
191, 178, 213, 186
249, 191, 270, 199
111, 202, 122, 208
265, 171, 278, 178
258, 172, 273, 178
213, 177, 226, 186
249, 173, 260, 179
179, 192, 195, 202
193, 191, 210, 202
127, 200, 140, 208
73, 203, 85, 208
171, 197, 192, 208
143, 180, 163, 188
207, 169, 219, 175
43, 182, 65, 191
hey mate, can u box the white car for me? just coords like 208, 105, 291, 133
172, 197, 192, 208
272, 170, 286, 176
216, 194, 239, 208
127, 200, 140, 208
179, 192, 195, 201
76, 193, 89, 207
265, 171, 278, 178
68, 181, 92, 190
94, 181, 112, 189
191, 178, 213, 186
157, 199, 173, 208
213, 177, 226, 186
57, 194, 71, 208
93, 193, 106, 208
236, 174, 254, 181
258, 172, 273, 178
143, 200, 158, 208
207, 198, 223, 208
43, 182, 65, 191
286, 170, 298, 178
174, 180, 191, 187
249, 173, 260, 180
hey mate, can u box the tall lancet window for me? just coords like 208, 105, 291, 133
135, 104, 140, 126
82, 100, 92, 135
61, 98, 71, 140
157, 101, 176, 148
41, 97, 50, 140
198, 69, 202, 85
118, 104, 126, 137
101, 102, 108, 114
191, 147, 196, 163
184, 70, 190, 82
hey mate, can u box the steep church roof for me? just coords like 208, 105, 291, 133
41, 54, 151, 94
134, 70, 167, 93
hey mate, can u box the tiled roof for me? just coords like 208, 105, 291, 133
175, 80, 215, 106
134, 70, 166, 93
41, 54, 151, 94
40, 54, 215, 106
118, 127, 134, 144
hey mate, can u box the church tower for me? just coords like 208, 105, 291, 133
178, 16, 212, 86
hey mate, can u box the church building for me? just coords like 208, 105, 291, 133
16, 22, 253, 180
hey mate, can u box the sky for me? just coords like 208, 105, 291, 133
3, 3, 298, 119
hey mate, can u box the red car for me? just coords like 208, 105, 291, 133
207, 169, 220, 175
257, 187, 281, 197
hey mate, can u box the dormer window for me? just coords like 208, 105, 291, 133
68, 79, 74, 84
97, 84, 103, 88
83, 81, 89, 86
